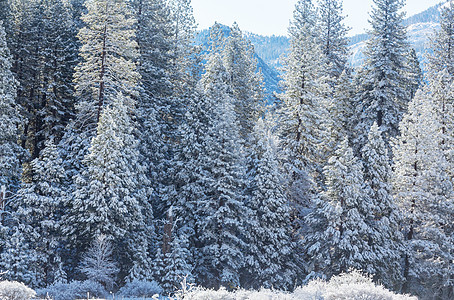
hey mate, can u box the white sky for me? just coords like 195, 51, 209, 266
191, 0, 441, 36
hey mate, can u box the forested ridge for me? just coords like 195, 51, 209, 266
0, 0, 453, 299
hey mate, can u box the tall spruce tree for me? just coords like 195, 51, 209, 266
194, 49, 249, 289
61, 0, 140, 181
353, 0, 409, 151
361, 123, 403, 289
6, 0, 76, 161
66, 93, 151, 282
393, 90, 454, 298
425, 69, 454, 183
168, 0, 197, 96
0, 19, 26, 284
222, 23, 265, 142
278, 0, 326, 238
405, 48, 422, 101
243, 119, 299, 290
0, 20, 23, 193
7, 0, 42, 162
11, 139, 67, 287
324, 70, 354, 152
303, 138, 375, 281
35, 0, 77, 148
317, 0, 349, 79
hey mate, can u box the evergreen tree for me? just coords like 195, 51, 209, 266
195, 50, 249, 289
73, 0, 139, 123
405, 48, 422, 100
303, 138, 375, 280
65, 93, 151, 282
3, 0, 78, 162
11, 138, 67, 287
7, 0, 43, 161
0, 225, 36, 285
392, 90, 454, 298
361, 123, 403, 289
425, 69, 454, 183
35, 0, 77, 148
130, 0, 180, 229
168, 0, 197, 96
223, 23, 265, 142
353, 0, 409, 151
278, 0, 326, 234
323, 70, 354, 162
317, 0, 349, 78
243, 119, 298, 290
161, 229, 194, 295
61, 0, 140, 180
0, 20, 23, 192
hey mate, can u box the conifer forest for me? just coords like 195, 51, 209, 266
0, 0, 453, 299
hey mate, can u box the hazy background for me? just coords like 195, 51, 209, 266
191, 0, 439, 36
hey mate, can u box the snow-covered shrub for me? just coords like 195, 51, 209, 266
176, 271, 417, 300
36, 280, 107, 300
323, 271, 416, 300
180, 287, 236, 300
234, 288, 292, 300
117, 279, 162, 298
292, 271, 417, 300
0, 280, 36, 300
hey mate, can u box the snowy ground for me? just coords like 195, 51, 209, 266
2, 271, 417, 300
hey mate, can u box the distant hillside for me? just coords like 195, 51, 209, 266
244, 33, 290, 70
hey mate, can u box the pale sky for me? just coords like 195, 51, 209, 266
191, 0, 441, 37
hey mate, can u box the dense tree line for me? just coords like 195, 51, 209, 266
0, 0, 453, 298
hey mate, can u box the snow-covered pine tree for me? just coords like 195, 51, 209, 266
303, 138, 375, 281
65, 92, 151, 282
0, 20, 25, 273
194, 49, 249, 289
278, 0, 326, 234
130, 0, 182, 230
0, 20, 23, 193
242, 118, 299, 290
222, 23, 265, 142
35, 0, 77, 148
168, 0, 197, 96
428, 0, 454, 77
161, 229, 194, 295
130, 0, 174, 101
317, 0, 349, 79
325, 70, 354, 151
0, 225, 36, 285
60, 0, 140, 182
352, 0, 409, 152
405, 48, 422, 101
315, 0, 351, 162
6, 0, 43, 163
10, 138, 67, 287
74, 0, 140, 122
2, 1, 78, 163
425, 69, 454, 183
361, 123, 403, 289
392, 90, 454, 298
